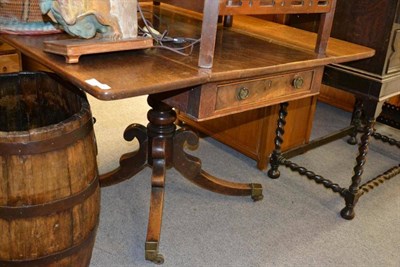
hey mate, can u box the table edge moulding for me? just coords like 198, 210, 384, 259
0, 2, 374, 265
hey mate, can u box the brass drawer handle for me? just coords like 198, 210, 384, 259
237, 87, 250, 100
292, 76, 304, 89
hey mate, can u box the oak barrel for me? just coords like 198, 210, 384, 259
0, 72, 100, 266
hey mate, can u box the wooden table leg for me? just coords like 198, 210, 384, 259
268, 102, 289, 179
173, 128, 263, 200
145, 186, 165, 264
340, 116, 375, 219
347, 97, 364, 145
145, 138, 167, 264
340, 99, 383, 220
143, 96, 176, 264
99, 94, 263, 264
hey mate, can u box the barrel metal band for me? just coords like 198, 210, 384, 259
0, 175, 98, 220
0, 118, 94, 155
0, 225, 98, 267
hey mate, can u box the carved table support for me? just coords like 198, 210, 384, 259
99, 94, 263, 264
99, 123, 148, 187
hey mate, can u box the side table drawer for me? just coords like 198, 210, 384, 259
0, 54, 20, 73
163, 67, 323, 121
215, 70, 314, 111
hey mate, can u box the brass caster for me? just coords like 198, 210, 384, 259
251, 183, 263, 202
152, 254, 165, 265
145, 241, 165, 264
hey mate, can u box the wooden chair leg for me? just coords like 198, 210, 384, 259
315, 0, 337, 55
198, 0, 220, 68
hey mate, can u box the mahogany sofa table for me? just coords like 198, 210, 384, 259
0, 4, 373, 264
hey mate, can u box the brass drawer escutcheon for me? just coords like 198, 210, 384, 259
237, 87, 250, 100
292, 76, 304, 89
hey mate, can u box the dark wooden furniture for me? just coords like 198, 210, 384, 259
0, 3, 373, 264
379, 97, 400, 129
268, 0, 400, 220
326, 0, 400, 106
287, 0, 400, 114
325, 0, 400, 131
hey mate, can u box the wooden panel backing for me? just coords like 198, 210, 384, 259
318, 84, 355, 112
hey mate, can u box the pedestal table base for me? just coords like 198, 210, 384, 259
99, 94, 263, 264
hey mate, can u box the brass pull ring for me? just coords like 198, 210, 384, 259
292, 76, 304, 89
237, 87, 250, 100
